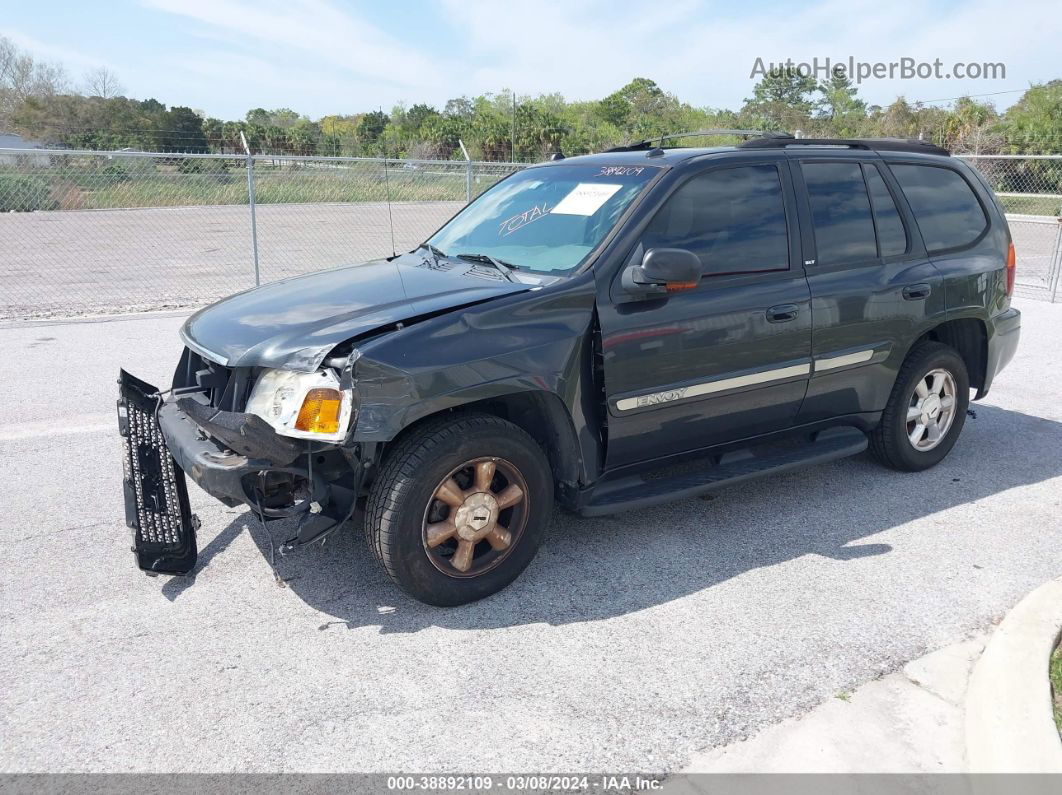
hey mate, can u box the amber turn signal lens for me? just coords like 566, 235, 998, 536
665, 281, 699, 292
1005, 241, 1016, 297
294, 388, 342, 434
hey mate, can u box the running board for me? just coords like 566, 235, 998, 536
579, 427, 868, 517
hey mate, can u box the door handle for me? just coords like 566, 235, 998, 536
766, 304, 799, 323
902, 283, 932, 300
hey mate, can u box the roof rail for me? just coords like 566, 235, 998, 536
738, 136, 950, 157
606, 129, 792, 153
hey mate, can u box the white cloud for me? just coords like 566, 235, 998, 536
76, 0, 1061, 117
0, 28, 110, 72
142, 0, 452, 96
438, 0, 1060, 110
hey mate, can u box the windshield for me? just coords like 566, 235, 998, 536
427, 164, 661, 275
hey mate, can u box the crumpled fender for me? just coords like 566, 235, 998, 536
350, 275, 598, 444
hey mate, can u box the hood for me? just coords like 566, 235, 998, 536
180, 254, 531, 371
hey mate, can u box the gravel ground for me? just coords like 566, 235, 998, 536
0, 201, 462, 320
0, 299, 1060, 774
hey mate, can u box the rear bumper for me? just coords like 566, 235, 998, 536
980, 306, 1021, 398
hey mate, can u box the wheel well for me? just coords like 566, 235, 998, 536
919, 318, 988, 395
380, 392, 583, 497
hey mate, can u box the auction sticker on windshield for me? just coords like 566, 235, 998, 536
551, 183, 623, 216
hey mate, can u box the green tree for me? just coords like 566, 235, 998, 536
940, 97, 1001, 153
404, 103, 439, 133
420, 113, 466, 158
159, 106, 207, 152
356, 110, 389, 150
443, 96, 475, 121
318, 114, 360, 155
816, 73, 865, 119
597, 78, 678, 137
201, 116, 223, 150
0, 35, 68, 129
1001, 81, 1062, 154
288, 118, 321, 155
220, 120, 246, 153
874, 97, 918, 138
244, 107, 270, 126
742, 66, 818, 129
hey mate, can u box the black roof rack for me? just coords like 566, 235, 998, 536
738, 136, 950, 157
606, 129, 793, 153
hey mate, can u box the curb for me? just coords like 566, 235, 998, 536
965, 576, 1062, 772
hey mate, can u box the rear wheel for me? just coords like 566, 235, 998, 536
869, 341, 970, 471
365, 413, 552, 606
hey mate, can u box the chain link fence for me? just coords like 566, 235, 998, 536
0, 148, 1059, 319
0, 148, 522, 319
956, 154, 1062, 301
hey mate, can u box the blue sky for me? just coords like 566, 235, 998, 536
3, 0, 1059, 119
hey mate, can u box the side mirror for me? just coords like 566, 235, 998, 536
622, 248, 701, 297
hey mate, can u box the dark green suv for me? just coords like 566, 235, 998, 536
119, 133, 1021, 605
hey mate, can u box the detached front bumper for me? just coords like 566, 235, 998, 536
118, 369, 199, 575
157, 398, 300, 508
118, 369, 363, 577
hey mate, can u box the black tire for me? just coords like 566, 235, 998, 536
869, 341, 970, 472
364, 413, 553, 606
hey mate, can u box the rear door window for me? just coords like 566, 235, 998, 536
801, 162, 877, 266
890, 164, 988, 253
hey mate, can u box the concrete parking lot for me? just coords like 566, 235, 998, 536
1, 300, 1060, 773
0, 201, 463, 320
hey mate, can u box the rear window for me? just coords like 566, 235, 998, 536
890, 164, 988, 252
864, 164, 908, 257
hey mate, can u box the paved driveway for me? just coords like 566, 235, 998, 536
1, 300, 1060, 773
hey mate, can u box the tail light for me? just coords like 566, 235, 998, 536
1005, 241, 1016, 297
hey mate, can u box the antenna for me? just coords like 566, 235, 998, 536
380, 107, 396, 258
240, 131, 261, 286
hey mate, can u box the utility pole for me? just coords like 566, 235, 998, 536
511, 90, 516, 164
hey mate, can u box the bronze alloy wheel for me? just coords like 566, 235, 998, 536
421, 456, 529, 578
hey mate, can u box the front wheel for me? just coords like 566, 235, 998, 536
869, 341, 970, 471
365, 413, 553, 606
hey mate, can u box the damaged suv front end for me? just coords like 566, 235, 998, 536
117, 251, 541, 575
119, 344, 363, 575
118, 159, 662, 600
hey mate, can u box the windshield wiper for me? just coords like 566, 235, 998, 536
416, 243, 448, 266
455, 252, 521, 283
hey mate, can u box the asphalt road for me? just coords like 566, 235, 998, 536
1, 300, 1060, 773
1, 202, 1056, 319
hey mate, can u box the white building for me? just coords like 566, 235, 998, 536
0, 132, 52, 166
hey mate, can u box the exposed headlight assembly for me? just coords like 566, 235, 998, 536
246, 368, 353, 443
